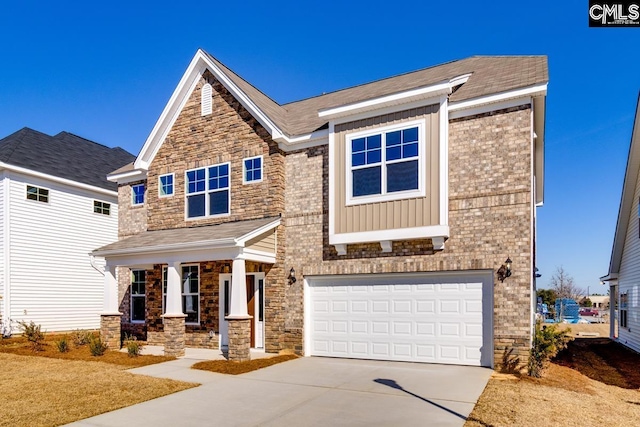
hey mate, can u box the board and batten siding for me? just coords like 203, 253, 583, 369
6, 172, 118, 332
333, 104, 440, 235
617, 163, 640, 353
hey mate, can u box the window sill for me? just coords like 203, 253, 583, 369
329, 224, 449, 255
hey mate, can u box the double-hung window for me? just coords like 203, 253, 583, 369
620, 292, 628, 328
94, 200, 111, 215
186, 163, 230, 218
159, 173, 174, 197
162, 265, 199, 324
347, 120, 424, 204
132, 183, 145, 205
131, 270, 146, 323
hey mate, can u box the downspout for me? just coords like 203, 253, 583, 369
89, 255, 105, 276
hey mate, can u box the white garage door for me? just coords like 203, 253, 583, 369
306, 273, 493, 367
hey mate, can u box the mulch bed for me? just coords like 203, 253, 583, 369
192, 354, 298, 375
0, 335, 175, 368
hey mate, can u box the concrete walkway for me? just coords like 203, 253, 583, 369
67, 354, 492, 427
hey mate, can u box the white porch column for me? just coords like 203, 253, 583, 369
228, 258, 248, 318
102, 264, 120, 314
165, 261, 184, 316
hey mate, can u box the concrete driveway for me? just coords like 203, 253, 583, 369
68, 356, 492, 427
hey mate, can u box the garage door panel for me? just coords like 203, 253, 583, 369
308, 274, 492, 367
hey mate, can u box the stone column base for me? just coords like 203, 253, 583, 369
163, 315, 186, 357
227, 317, 252, 362
100, 314, 122, 350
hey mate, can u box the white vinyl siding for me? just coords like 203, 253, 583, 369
6, 172, 118, 332
0, 175, 4, 324
617, 165, 640, 353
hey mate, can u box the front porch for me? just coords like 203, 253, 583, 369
93, 217, 282, 361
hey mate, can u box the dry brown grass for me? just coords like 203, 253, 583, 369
0, 334, 175, 367
0, 353, 197, 427
465, 339, 640, 427
192, 354, 298, 374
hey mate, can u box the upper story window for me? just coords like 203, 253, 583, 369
243, 156, 263, 184
26, 185, 49, 203
186, 163, 230, 219
201, 83, 213, 116
159, 173, 174, 197
132, 183, 145, 206
93, 200, 111, 215
347, 120, 424, 205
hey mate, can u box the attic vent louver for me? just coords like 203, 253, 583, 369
201, 83, 213, 116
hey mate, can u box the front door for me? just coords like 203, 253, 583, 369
219, 273, 264, 349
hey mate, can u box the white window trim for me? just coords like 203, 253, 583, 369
162, 264, 200, 325
184, 162, 231, 220
130, 269, 146, 324
132, 183, 145, 206
26, 184, 50, 204
242, 155, 263, 184
93, 200, 111, 216
158, 173, 175, 198
345, 119, 426, 206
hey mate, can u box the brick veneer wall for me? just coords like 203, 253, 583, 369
145, 71, 285, 231
284, 105, 534, 367
117, 180, 147, 239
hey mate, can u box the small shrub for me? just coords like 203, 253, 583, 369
55, 336, 70, 353
89, 336, 108, 356
528, 321, 573, 378
124, 334, 143, 358
18, 321, 45, 352
72, 329, 93, 348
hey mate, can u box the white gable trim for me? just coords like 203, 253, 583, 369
0, 162, 117, 197
448, 83, 547, 114
107, 168, 147, 184
135, 50, 289, 170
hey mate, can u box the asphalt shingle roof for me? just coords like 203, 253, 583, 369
0, 128, 135, 191
203, 52, 548, 137
92, 216, 279, 255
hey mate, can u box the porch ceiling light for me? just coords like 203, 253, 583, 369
289, 267, 297, 284
497, 257, 512, 282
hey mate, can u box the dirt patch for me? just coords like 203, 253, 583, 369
0, 335, 175, 368
465, 339, 640, 427
556, 322, 609, 337
192, 354, 298, 375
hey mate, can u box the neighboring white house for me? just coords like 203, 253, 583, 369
0, 128, 134, 333
602, 94, 640, 351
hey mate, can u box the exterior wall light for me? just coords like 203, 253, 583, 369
497, 257, 512, 282
289, 267, 297, 284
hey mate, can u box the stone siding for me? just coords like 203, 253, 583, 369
145, 71, 285, 231
227, 318, 251, 361
284, 106, 534, 367
163, 315, 186, 357
100, 314, 121, 350
117, 180, 147, 238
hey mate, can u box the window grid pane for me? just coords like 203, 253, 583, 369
160, 174, 174, 196
244, 157, 262, 182
93, 201, 111, 215
26, 185, 49, 203
132, 184, 145, 205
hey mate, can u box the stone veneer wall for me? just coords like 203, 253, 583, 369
284, 106, 534, 367
117, 180, 147, 239
145, 70, 285, 231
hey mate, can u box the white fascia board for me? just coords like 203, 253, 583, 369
238, 248, 276, 264
103, 246, 242, 267
277, 129, 329, 151
235, 218, 281, 246
0, 162, 117, 197
449, 96, 533, 120
329, 225, 450, 246
107, 169, 147, 184
318, 80, 453, 120
448, 83, 548, 114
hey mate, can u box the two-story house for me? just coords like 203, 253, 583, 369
93, 50, 547, 368
0, 128, 134, 333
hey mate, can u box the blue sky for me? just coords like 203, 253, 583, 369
1, 1, 638, 291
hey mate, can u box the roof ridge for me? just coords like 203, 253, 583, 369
281, 57, 469, 107
54, 131, 115, 151
0, 127, 31, 162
